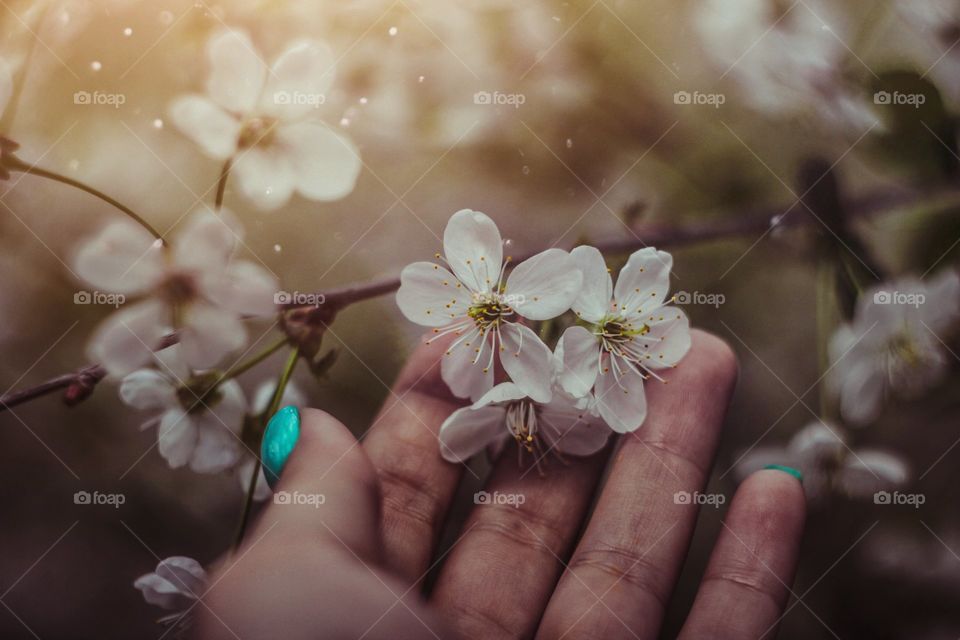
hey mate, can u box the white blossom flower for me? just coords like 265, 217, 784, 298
694, 0, 878, 130
134, 556, 206, 610
439, 381, 610, 466
169, 29, 360, 211
556, 246, 691, 433
73, 206, 278, 376
735, 421, 910, 503
396, 209, 582, 402
828, 270, 960, 426
895, 0, 960, 101
120, 347, 248, 473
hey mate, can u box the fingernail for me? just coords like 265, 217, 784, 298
763, 464, 803, 483
262, 406, 300, 490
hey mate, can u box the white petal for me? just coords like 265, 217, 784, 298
134, 573, 189, 609
86, 299, 169, 377
440, 332, 494, 401
168, 94, 240, 160
594, 357, 647, 433
473, 381, 527, 408
73, 221, 164, 294
179, 303, 247, 370
438, 405, 505, 463
396, 262, 471, 327
119, 370, 176, 410
157, 409, 198, 468
205, 29, 266, 114
172, 206, 241, 273
274, 121, 361, 202
261, 39, 335, 120
556, 326, 599, 397
153, 344, 191, 382
839, 360, 886, 426
443, 209, 503, 294
210, 379, 248, 428
836, 450, 909, 499
921, 269, 960, 333
634, 307, 692, 370
499, 323, 553, 403
505, 249, 582, 320
540, 392, 610, 456
614, 247, 673, 315
230, 146, 296, 211
203, 260, 279, 317
153, 556, 206, 597
190, 417, 244, 473
569, 245, 612, 322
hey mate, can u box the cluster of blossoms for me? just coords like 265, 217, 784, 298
397, 210, 692, 465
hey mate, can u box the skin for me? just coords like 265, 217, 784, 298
198, 330, 806, 640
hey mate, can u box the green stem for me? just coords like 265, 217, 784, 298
8, 160, 164, 242
216, 336, 288, 389
233, 346, 301, 550
215, 159, 232, 212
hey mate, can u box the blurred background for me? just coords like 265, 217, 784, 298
1, 0, 959, 637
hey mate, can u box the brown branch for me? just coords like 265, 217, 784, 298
2, 182, 957, 413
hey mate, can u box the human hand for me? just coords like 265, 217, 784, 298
198, 329, 806, 639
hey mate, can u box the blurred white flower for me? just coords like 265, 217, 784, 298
439, 381, 609, 464
895, 0, 960, 101
396, 209, 582, 403
828, 270, 960, 426
120, 347, 248, 473
169, 29, 361, 211
233, 379, 307, 501
556, 246, 690, 433
73, 206, 278, 376
134, 556, 206, 610
694, 0, 878, 130
735, 421, 909, 503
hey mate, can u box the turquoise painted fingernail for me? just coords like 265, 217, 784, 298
764, 464, 803, 483
262, 406, 300, 489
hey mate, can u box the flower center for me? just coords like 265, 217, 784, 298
238, 117, 278, 149
599, 316, 649, 349
467, 292, 513, 332
177, 372, 223, 414
160, 273, 199, 305
505, 399, 538, 452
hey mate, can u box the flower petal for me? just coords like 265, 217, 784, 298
172, 206, 241, 273
836, 450, 909, 499
168, 94, 240, 160
594, 357, 647, 433
86, 299, 169, 377
119, 369, 176, 410
505, 248, 582, 320
261, 39, 335, 120
634, 307, 691, 370
540, 392, 610, 456
230, 145, 296, 211
203, 260, 279, 317
179, 303, 247, 370
921, 269, 960, 333
556, 325, 599, 397
396, 261, 471, 327
153, 556, 206, 598
157, 409, 198, 468
473, 381, 527, 408
839, 360, 885, 426
274, 121, 361, 202
614, 247, 673, 315
133, 573, 190, 609
569, 245, 612, 322
443, 209, 503, 294
499, 323, 553, 403
205, 29, 266, 114
438, 404, 505, 463
73, 221, 164, 294
440, 332, 494, 401
190, 416, 244, 473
